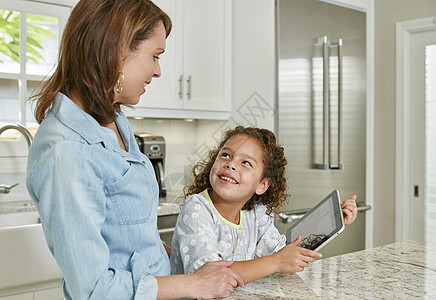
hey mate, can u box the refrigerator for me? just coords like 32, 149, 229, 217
275, 0, 369, 258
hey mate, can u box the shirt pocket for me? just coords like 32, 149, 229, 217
106, 161, 158, 225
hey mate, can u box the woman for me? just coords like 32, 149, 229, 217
26, 0, 243, 299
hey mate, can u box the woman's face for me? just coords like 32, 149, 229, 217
114, 21, 166, 105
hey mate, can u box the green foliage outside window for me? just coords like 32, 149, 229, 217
0, 9, 57, 65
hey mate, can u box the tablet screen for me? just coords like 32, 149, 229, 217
286, 190, 344, 251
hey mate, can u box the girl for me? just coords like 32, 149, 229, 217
170, 126, 358, 283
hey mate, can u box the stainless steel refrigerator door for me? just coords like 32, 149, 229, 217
276, 0, 367, 257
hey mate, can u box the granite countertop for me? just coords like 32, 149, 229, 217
0, 191, 183, 216
0, 200, 36, 214
225, 240, 436, 299
0, 170, 183, 216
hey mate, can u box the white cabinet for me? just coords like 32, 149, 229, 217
125, 0, 232, 120
0, 283, 64, 300
0, 287, 63, 300
33, 287, 64, 300
0, 224, 62, 299
0, 293, 33, 300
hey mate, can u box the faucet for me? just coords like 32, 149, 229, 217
0, 183, 19, 194
0, 122, 33, 148
0, 123, 33, 194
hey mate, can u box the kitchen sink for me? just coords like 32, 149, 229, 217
0, 210, 40, 228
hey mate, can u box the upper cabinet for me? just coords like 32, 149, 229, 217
124, 0, 232, 120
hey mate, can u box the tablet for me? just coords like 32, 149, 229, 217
285, 190, 344, 251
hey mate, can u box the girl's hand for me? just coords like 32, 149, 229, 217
341, 195, 358, 225
190, 261, 244, 299
273, 236, 322, 273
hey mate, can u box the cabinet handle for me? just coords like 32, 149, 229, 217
186, 75, 192, 100
158, 227, 175, 234
178, 75, 184, 99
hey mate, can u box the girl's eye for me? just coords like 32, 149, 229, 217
243, 161, 252, 167
221, 153, 230, 158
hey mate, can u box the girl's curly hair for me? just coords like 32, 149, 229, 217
184, 126, 289, 215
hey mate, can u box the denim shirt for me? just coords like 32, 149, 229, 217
26, 93, 169, 299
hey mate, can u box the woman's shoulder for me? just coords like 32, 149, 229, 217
31, 119, 95, 159
28, 117, 104, 176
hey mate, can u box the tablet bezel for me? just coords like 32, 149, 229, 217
285, 190, 344, 251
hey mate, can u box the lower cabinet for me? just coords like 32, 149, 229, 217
0, 293, 33, 300
0, 286, 63, 300
34, 287, 64, 300
0, 224, 63, 299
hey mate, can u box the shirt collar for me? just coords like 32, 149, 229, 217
51, 92, 129, 152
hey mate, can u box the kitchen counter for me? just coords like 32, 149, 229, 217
225, 240, 436, 299
0, 191, 182, 217
0, 200, 181, 217
0, 200, 36, 214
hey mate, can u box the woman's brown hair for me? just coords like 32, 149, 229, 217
185, 126, 290, 215
32, 0, 172, 125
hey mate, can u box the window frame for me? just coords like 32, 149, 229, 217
0, 0, 72, 158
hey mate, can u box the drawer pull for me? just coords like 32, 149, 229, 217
158, 227, 175, 234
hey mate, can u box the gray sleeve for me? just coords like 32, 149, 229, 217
173, 196, 224, 274
254, 205, 286, 257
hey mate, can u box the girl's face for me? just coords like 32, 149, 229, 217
114, 21, 166, 105
209, 134, 271, 206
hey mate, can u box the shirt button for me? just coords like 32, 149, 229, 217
237, 245, 241, 251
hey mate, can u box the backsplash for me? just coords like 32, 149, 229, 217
0, 118, 218, 204
129, 118, 199, 194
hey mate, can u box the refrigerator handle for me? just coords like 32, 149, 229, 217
313, 36, 329, 170
330, 38, 343, 170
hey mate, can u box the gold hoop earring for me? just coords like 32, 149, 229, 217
115, 72, 124, 94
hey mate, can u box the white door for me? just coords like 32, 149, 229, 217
409, 30, 436, 241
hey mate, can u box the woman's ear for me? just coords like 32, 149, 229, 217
255, 178, 271, 195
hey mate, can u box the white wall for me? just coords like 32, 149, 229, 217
373, 0, 436, 246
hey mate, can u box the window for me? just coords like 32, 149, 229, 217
0, 0, 70, 155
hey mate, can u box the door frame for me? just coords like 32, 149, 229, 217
395, 17, 436, 242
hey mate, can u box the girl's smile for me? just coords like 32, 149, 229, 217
218, 173, 238, 184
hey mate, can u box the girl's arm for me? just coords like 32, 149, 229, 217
228, 236, 322, 284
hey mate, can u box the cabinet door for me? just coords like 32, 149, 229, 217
136, 0, 183, 109
34, 287, 64, 300
182, 0, 231, 112
0, 293, 32, 300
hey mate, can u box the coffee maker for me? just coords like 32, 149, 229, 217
135, 133, 166, 197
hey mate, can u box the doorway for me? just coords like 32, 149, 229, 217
395, 18, 436, 242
